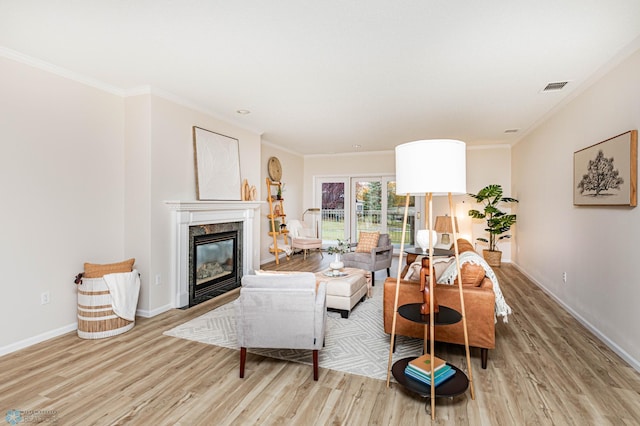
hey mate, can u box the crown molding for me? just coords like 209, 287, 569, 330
304, 149, 394, 158
0, 47, 264, 137
125, 85, 264, 137
261, 139, 304, 157
467, 144, 511, 151
0, 46, 125, 96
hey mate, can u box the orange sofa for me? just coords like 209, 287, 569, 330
383, 239, 495, 368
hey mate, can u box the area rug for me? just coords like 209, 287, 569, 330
163, 284, 423, 381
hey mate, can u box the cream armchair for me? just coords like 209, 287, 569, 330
235, 272, 327, 381
288, 219, 323, 260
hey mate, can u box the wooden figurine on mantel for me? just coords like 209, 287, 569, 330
241, 179, 257, 201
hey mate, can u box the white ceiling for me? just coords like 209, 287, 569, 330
2, 1, 640, 155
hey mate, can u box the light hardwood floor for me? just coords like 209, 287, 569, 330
2, 253, 640, 425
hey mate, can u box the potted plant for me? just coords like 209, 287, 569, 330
468, 184, 518, 267
327, 238, 351, 271
276, 183, 285, 200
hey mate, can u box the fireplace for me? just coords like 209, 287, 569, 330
166, 200, 262, 309
189, 223, 242, 306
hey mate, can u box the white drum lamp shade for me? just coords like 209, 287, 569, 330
395, 139, 467, 195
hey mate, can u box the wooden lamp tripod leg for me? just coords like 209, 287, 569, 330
427, 193, 436, 419
386, 194, 411, 387
448, 193, 475, 400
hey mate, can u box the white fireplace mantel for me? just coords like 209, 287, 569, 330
165, 200, 264, 308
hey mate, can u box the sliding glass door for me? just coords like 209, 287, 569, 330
386, 179, 417, 247
316, 176, 417, 249
317, 177, 349, 243
352, 178, 383, 236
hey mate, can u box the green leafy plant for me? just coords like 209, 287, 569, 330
468, 184, 519, 252
327, 238, 351, 255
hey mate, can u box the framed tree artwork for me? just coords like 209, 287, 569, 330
193, 126, 242, 200
574, 130, 637, 206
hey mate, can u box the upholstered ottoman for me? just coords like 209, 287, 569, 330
315, 268, 370, 318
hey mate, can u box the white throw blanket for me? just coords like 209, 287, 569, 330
103, 270, 140, 321
269, 243, 292, 256
437, 252, 512, 323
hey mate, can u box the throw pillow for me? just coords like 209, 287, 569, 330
403, 257, 454, 282
433, 258, 455, 281
84, 258, 135, 278
403, 260, 422, 281
459, 263, 485, 286
356, 231, 380, 253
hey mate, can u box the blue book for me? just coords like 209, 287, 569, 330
405, 363, 452, 382
405, 364, 456, 386
405, 367, 455, 387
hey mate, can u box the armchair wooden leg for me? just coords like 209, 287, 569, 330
371, 271, 375, 286
313, 349, 319, 381
386, 267, 390, 277
240, 347, 247, 378
481, 348, 488, 369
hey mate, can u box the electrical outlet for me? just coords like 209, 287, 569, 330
562, 272, 567, 283
155, 274, 162, 286
41, 291, 50, 305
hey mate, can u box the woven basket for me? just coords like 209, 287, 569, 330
482, 250, 502, 267
77, 277, 134, 339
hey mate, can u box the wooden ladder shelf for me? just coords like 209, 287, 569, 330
266, 178, 290, 265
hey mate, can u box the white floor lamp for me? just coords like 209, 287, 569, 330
302, 207, 321, 238
386, 139, 475, 419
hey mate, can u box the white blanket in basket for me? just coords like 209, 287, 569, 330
103, 270, 140, 321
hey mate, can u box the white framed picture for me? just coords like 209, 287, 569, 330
193, 126, 242, 200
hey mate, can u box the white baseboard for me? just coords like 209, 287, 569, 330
260, 254, 278, 266
0, 305, 175, 357
511, 262, 640, 373
0, 323, 77, 357
136, 304, 173, 318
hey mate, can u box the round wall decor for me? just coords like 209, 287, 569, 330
268, 156, 282, 181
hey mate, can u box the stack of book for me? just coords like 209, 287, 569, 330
404, 354, 456, 387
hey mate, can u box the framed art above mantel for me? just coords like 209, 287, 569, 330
573, 130, 637, 207
193, 126, 242, 201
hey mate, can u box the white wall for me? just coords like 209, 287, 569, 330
0, 58, 125, 351
124, 95, 152, 312
466, 146, 514, 260
512, 47, 640, 368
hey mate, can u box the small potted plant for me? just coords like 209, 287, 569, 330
468, 184, 518, 267
276, 183, 285, 200
327, 238, 351, 271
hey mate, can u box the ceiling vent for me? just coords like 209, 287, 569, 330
542, 81, 569, 92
